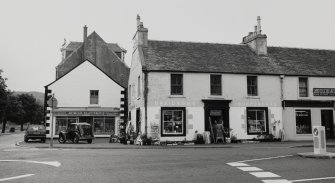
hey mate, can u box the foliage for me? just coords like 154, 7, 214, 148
141, 133, 152, 145
0, 69, 8, 133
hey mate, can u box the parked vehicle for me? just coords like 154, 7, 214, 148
24, 125, 46, 143
58, 123, 94, 144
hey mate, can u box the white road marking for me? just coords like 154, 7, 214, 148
0, 160, 61, 167
226, 162, 249, 167
237, 166, 263, 171
249, 172, 281, 178
237, 155, 294, 163
290, 176, 335, 182
0, 174, 34, 182
262, 179, 292, 183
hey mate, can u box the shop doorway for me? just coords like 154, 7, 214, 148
321, 110, 334, 139
136, 108, 141, 134
203, 100, 231, 139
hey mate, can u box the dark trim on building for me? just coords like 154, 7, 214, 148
144, 71, 149, 135
202, 99, 232, 108
282, 100, 335, 108
161, 107, 186, 137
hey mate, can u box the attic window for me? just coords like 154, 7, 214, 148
115, 52, 122, 59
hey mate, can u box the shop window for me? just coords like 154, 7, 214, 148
171, 74, 183, 95
161, 107, 186, 136
90, 90, 99, 104
210, 75, 222, 95
105, 117, 115, 134
94, 118, 104, 134
55, 117, 67, 135
296, 110, 311, 134
299, 78, 308, 97
247, 76, 258, 96
247, 107, 268, 135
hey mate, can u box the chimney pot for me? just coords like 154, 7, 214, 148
137, 14, 141, 28
83, 25, 88, 41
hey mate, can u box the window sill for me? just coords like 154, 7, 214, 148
245, 96, 261, 99
297, 97, 311, 100
168, 95, 186, 98
208, 95, 224, 99
88, 105, 101, 108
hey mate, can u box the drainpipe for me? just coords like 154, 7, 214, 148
280, 75, 285, 101
144, 71, 149, 135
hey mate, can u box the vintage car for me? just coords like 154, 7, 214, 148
24, 124, 46, 143
58, 123, 94, 144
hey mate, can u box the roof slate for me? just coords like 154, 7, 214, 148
56, 32, 129, 88
64, 41, 125, 53
142, 40, 335, 76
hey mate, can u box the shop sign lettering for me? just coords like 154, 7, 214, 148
66, 111, 116, 116
313, 88, 335, 96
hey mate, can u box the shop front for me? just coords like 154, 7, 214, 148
50, 107, 120, 137
282, 100, 335, 140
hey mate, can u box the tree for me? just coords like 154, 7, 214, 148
5, 94, 25, 127
17, 94, 41, 131
0, 69, 8, 133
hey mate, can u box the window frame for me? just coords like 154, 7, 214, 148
170, 74, 183, 95
295, 109, 312, 135
298, 77, 308, 97
161, 107, 186, 137
90, 90, 99, 105
246, 107, 269, 135
247, 76, 258, 96
210, 74, 222, 96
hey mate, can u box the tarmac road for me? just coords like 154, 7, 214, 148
1, 133, 335, 183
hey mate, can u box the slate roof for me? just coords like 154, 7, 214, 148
142, 40, 335, 77
55, 32, 129, 88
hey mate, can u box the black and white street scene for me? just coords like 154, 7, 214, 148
1, 0, 335, 182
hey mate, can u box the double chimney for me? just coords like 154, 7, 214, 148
242, 16, 267, 56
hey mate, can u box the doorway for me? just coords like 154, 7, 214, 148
203, 100, 231, 136
136, 108, 141, 134
321, 110, 334, 139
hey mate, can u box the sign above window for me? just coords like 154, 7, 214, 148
313, 88, 335, 96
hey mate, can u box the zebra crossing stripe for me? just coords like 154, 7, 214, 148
249, 172, 281, 178
262, 180, 292, 183
237, 166, 263, 171
226, 162, 249, 167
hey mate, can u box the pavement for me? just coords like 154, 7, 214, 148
18, 137, 335, 150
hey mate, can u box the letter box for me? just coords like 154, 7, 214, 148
313, 126, 326, 154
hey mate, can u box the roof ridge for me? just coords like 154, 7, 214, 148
268, 45, 335, 52
148, 39, 245, 46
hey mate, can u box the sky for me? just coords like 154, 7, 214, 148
1, 0, 335, 92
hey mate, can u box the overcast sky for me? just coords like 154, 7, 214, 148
1, 0, 335, 92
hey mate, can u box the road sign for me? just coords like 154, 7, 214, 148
47, 97, 58, 108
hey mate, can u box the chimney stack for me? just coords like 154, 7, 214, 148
133, 14, 148, 48
242, 16, 267, 56
83, 25, 88, 42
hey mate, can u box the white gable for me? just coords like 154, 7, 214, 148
48, 61, 123, 108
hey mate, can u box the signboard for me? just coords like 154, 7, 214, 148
313, 88, 335, 96
47, 97, 58, 108
66, 111, 117, 116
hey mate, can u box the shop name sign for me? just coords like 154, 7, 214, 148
66, 111, 116, 116
313, 88, 335, 96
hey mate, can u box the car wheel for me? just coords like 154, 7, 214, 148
41, 138, 46, 143
73, 135, 79, 144
24, 137, 29, 143
87, 139, 92, 144
58, 135, 66, 144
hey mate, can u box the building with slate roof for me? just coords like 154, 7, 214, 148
45, 26, 129, 138
128, 15, 335, 142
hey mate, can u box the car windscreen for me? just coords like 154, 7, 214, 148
28, 125, 45, 131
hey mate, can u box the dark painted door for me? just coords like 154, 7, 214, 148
136, 108, 141, 134
321, 110, 334, 139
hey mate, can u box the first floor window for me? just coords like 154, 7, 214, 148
247, 76, 258, 96
90, 90, 99, 104
299, 77, 308, 97
171, 74, 183, 95
161, 107, 186, 136
247, 107, 268, 134
296, 110, 311, 134
210, 75, 222, 95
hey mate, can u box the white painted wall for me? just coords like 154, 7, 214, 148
48, 61, 123, 108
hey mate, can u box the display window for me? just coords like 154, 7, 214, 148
161, 107, 186, 136
296, 110, 311, 134
247, 107, 268, 135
